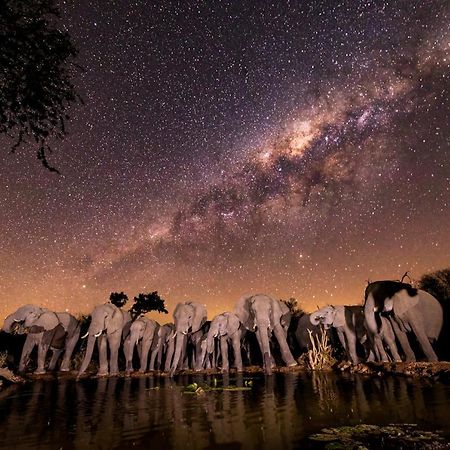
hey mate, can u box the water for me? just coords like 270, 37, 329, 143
0, 372, 450, 449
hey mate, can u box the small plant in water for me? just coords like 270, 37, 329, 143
306, 328, 336, 370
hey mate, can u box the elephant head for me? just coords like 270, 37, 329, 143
170, 302, 207, 375
310, 306, 343, 330
3, 305, 59, 334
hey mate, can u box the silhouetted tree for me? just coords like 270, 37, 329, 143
109, 292, 128, 308
0, 0, 80, 172
129, 292, 168, 320
419, 268, 450, 302
281, 297, 304, 318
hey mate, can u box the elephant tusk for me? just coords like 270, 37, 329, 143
171, 331, 177, 339
81, 332, 89, 339
181, 331, 187, 335
94, 331, 102, 338
13, 319, 22, 322
373, 307, 378, 312
213, 333, 218, 338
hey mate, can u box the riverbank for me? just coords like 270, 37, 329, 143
2, 361, 450, 386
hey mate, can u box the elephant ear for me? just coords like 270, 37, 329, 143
32, 311, 60, 331
225, 312, 241, 336
393, 290, 419, 318
277, 300, 292, 329
332, 306, 346, 328
234, 294, 255, 330
150, 324, 160, 351
187, 302, 207, 333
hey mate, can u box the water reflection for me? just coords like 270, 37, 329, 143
0, 372, 449, 450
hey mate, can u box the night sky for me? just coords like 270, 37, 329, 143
1, 0, 449, 320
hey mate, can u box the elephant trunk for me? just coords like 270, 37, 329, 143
2, 314, 16, 333
169, 332, 185, 376
78, 334, 96, 375
309, 311, 323, 326
257, 322, 272, 375
364, 293, 378, 335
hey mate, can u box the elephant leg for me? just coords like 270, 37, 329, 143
108, 332, 121, 375
390, 319, 416, 362
124, 337, 134, 373
231, 333, 243, 372
382, 330, 401, 362
35, 342, 50, 374
336, 328, 348, 360
344, 329, 359, 364
60, 326, 80, 371
97, 334, 109, 376
220, 336, 229, 372
48, 348, 63, 371
410, 322, 438, 362
149, 348, 158, 371
374, 335, 389, 362
139, 340, 152, 373
164, 341, 175, 372
273, 324, 297, 366
20, 334, 39, 373
257, 327, 272, 375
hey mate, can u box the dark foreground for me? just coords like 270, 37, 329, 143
1, 369, 450, 449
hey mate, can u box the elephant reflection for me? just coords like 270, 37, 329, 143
234, 294, 297, 374
2, 304, 80, 373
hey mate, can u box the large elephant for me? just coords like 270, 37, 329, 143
364, 281, 443, 362
169, 301, 207, 376
234, 294, 297, 374
124, 316, 159, 373
310, 305, 367, 364
2, 305, 80, 374
78, 302, 131, 376
202, 312, 243, 372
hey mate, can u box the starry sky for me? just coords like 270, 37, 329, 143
1, 0, 449, 321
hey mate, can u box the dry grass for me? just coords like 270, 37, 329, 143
0, 352, 7, 368
306, 328, 336, 370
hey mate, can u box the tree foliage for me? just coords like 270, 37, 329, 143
109, 291, 128, 308
419, 268, 450, 303
129, 292, 168, 320
281, 297, 304, 318
0, 0, 80, 171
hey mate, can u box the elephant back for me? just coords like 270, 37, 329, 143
418, 289, 443, 340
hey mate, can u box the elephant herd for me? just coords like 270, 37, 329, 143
1, 281, 446, 377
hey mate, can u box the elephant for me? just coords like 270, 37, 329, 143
364, 280, 443, 362
202, 312, 243, 372
310, 305, 367, 364
124, 316, 159, 373
78, 302, 132, 376
152, 323, 175, 371
234, 294, 297, 374
2, 305, 80, 374
169, 301, 207, 376
365, 314, 402, 362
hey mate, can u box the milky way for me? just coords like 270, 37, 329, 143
0, 1, 449, 319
